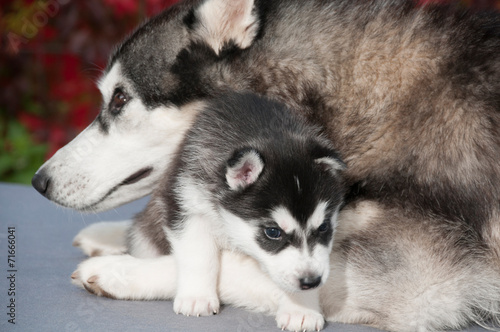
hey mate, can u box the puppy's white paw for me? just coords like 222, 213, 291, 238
276, 307, 325, 332
71, 254, 177, 300
73, 221, 131, 256
173, 295, 220, 317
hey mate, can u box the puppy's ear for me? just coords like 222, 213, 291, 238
312, 144, 346, 175
315, 156, 346, 175
191, 0, 259, 54
226, 147, 264, 190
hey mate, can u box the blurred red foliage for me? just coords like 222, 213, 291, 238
0, 0, 498, 183
0, 0, 178, 183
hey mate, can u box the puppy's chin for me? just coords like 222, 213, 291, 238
267, 273, 303, 294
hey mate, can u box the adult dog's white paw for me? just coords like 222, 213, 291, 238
72, 221, 131, 257
71, 254, 177, 300
71, 255, 136, 299
276, 307, 325, 332
173, 295, 220, 317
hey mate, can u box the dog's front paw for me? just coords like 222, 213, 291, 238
71, 255, 136, 299
276, 308, 325, 332
72, 272, 117, 298
173, 295, 220, 317
71, 254, 177, 300
72, 221, 131, 257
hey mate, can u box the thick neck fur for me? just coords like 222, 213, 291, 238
212, 3, 497, 167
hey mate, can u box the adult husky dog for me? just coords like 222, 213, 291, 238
32, 0, 500, 331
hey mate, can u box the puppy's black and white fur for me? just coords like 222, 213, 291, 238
127, 93, 345, 324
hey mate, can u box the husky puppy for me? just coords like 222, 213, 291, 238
125, 92, 345, 321
34, 0, 500, 331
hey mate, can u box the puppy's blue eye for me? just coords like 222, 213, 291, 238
265, 227, 282, 240
318, 221, 330, 233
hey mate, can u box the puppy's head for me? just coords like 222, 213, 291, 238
220, 144, 345, 293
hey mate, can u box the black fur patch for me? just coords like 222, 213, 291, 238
131, 199, 173, 255
218, 40, 245, 58
95, 112, 109, 134
255, 225, 304, 255
183, 8, 196, 30
162, 148, 186, 233
307, 216, 335, 252
255, 212, 335, 255
253, 0, 275, 42
167, 42, 219, 106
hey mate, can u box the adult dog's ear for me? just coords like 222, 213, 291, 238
190, 0, 259, 54
226, 147, 264, 191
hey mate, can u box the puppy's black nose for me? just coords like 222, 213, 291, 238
32, 171, 50, 196
299, 276, 322, 290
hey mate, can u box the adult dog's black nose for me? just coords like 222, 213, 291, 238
299, 276, 322, 290
32, 171, 50, 196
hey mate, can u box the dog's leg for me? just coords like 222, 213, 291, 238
172, 214, 220, 317
219, 252, 325, 331
72, 220, 131, 256
275, 289, 324, 332
72, 251, 274, 306
71, 254, 177, 300
217, 252, 280, 314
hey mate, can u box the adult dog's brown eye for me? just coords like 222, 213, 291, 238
110, 89, 129, 115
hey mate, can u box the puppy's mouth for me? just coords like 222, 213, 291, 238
121, 167, 153, 186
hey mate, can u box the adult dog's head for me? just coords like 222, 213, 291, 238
32, 0, 263, 211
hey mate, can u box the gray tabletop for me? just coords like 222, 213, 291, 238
0, 182, 488, 332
